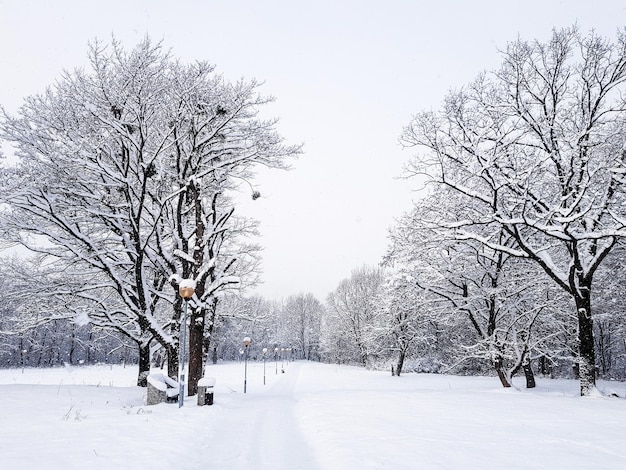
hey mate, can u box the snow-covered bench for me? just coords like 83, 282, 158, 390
146, 373, 180, 405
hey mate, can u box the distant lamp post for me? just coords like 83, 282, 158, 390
177, 279, 195, 408
262, 348, 268, 385
274, 347, 279, 375
243, 337, 251, 393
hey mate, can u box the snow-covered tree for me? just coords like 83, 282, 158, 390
378, 266, 430, 376
0, 37, 300, 387
152, 53, 298, 394
323, 265, 385, 366
386, 191, 581, 387
401, 27, 626, 395
0, 255, 138, 368
207, 294, 282, 362
282, 293, 323, 360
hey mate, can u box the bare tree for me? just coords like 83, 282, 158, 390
0, 37, 300, 388
387, 195, 564, 387
282, 293, 323, 360
402, 27, 626, 395
158, 63, 300, 395
379, 266, 428, 376
324, 265, 385, 366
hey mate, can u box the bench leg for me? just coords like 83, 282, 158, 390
146, 383, 167, 405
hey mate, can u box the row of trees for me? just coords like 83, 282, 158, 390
7, 251, 626, 396
0, 290, 325, 369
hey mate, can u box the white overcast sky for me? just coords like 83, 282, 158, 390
1, 1, 624, 300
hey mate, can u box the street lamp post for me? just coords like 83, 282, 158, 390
178, 279, 196, 408
274, 347, 278, 375
262, 347, 268, 385
243, 337, 251, 393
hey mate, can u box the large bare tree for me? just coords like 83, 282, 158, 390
402, 27, 626, 395
0, 37, 300, 388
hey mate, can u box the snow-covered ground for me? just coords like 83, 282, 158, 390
1, 360, 625, 469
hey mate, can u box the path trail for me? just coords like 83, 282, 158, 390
206, 362, 319, 469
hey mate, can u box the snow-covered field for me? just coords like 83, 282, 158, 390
1, 360, 625, 469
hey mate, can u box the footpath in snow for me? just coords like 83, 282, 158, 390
204, 361, 318, 468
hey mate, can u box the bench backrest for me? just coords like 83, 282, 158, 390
147, 373, 179, 391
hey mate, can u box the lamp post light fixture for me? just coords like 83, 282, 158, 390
262, 348, 268, 385
177, 279, 196, 408
243, 337, 251, 393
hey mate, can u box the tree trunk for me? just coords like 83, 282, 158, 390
538, 355, 551, 376
523, 358, 535, 389
186, 296, 219, 395
137, 341, 151, 387
69, 325, 76, 365
575, 287, 596, 396
166, 343, 178, 380
395, 349, 406, 377
204, 296, 219, 363
87, 329, 93, 364
187, 308, 205, 396
494, 357, 512, 388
